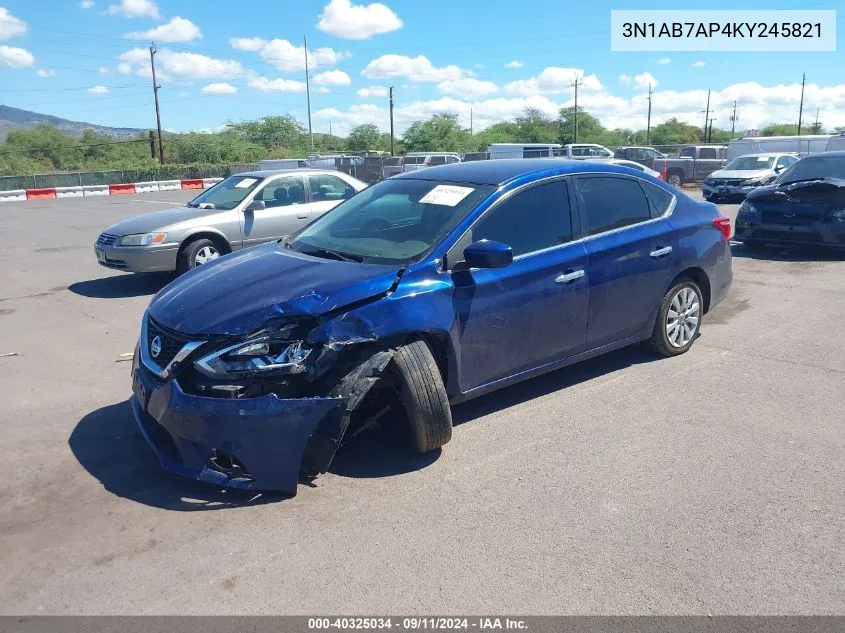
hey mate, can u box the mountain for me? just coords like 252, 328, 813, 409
0, 105, 147, 142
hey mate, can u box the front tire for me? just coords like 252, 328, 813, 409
649, 279, 703, 357
391, 340, 452, 453
177, 238, 220, 274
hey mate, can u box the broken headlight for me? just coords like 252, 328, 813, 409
194, 337, 311, 377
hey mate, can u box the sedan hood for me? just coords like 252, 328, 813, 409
709, 168, 772, 180
103, 206, 226, 237
747, 177, 845, 206
148, 241, 401, 336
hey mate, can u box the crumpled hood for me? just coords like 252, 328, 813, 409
103, 206, 225, 237
708, 168, 772, 180
148, 241, 400, 336
747, 177, 845, 206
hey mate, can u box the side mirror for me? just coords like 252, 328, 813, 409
463, 240, 513, 269
774, 165, 784, 172
245, 200, 265, 212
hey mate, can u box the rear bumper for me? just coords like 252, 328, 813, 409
734, 217, 845, 249
131, 353, 345, 494
94, 244, 179, 273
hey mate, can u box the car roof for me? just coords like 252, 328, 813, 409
391, 158, 647, 186
733, 152, 790, 158
801, 150, 845, 158
236, 168, 334, 178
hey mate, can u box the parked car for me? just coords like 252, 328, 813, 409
400, 152, 461, 172
614, 146, 667, 167
585, 157, 663, 179
259, 159, 310, 170
130, 159, 733, 494
702, 153, 798, 202
94, 169, 367, 274
488, 143, 562, 159
561, 143, 614, 159
660, 145, 727, 187
381, 156, 404, 178
733, 151, 845, 251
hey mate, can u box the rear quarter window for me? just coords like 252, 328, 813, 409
640, 181, 674, 218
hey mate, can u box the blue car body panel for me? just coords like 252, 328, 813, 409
133, 159, 733, 493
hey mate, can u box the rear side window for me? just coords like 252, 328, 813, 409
427, 155, 447, 165
699, 148, 717, 159
575, 176, 651, 235
640, 181, 674, 218
402, 156, 425, 165
680, 147, 695, 158
472, 180, 573, 257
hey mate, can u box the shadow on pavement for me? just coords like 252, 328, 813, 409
730, 242, 845, 262
68, 273, 173, 299
72, 344, 662, 509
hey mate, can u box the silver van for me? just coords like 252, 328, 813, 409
400, 152, 462, 172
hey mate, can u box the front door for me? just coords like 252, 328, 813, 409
451, 178, 589, 393
573, 175, 677, 350
307, 173, 356, 220
241, 175, 311, 246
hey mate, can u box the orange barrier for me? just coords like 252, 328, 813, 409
661, 159, 668, 182
108, 183, 136, 195
25, 187, 57, 200
181, 178, 204, 190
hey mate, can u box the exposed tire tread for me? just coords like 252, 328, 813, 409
392, 339, 452, 453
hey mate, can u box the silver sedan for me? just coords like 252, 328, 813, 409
94, 169, 367, 274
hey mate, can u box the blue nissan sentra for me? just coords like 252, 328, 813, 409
132, 159, 733, 494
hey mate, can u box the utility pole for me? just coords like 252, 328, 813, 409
329, 121, 332, 138
797, 72, 806, 136
646, 83, 653, 145
148, 130, 155, 159
812, 107, 820, 134
570, 76, 584, 142
470, 107, 473, 136
707, 117, 715, 143
730, 100, 737, 138
389, 85, 395, 156
304, 35, 314, 152
149, 43, 164, 164
701, 89, 711, 141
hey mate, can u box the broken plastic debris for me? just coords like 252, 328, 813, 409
0, 352, 20, 357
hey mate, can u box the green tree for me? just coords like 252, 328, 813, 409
402, 114, 472, 152
227, 115, 307, 152
512, 108, 558, 143
472, 121, 519, 151
649, 118, 701, 146
761, 123, 799, 136
346, 124, 383, 151
557, 106, 607, 144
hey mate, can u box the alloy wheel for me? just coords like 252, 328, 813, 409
666, 286, 700, 348
194, 245, 219, 266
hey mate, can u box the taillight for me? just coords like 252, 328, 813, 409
713, 216, 731, 240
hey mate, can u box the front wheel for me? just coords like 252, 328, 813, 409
649, 280, 703, 357
177, 238, 220, 274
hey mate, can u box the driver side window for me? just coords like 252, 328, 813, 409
255, 176, 305, 208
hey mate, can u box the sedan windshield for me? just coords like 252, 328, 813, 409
186, 175, 263, 210
776, 155, 845, 185
726, 156, 775, 170
289, 178, 495, 264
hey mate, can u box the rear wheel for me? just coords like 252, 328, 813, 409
649, 279, 703, 357
177, 238, 220, 274
667, 171, 684, 187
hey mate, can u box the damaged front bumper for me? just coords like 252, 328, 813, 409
131, 352, 345, 494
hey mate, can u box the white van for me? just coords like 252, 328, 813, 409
488, 143, 561, 159
726, 135, 831, 161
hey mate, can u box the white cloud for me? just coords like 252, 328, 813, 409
438, 77, 498, 99
0, 7, 27, 39
621, 72, 657, 90
37, 68, 55, 77
362, 54, 465, 82
356, 85, 388, 97
125, 17, 201, 42
505, 60, 523, 69
116, 62, 132, 74
657, 57, 671, 64
246, 75, 307, 92
314, 86, 331, 93
98, 66, 109, 74
316, 0, 402, 40
504, 66, 602, 96
107, 0, 159, 18
313, 69, 351, 86
80, 0, 95, 7
0, 45, 34, 67
229, 37, 265, 52
118, 47, 243, 79
88, 85, 110, 94
692, 60, 706, 68
202, 82, 237, 94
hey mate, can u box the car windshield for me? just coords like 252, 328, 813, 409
726, 156, 775, 170
776, 155, 845, 185
288, 178, 495, 265
186, 175, 263, 210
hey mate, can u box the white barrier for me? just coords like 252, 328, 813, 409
56, 186, 84, 198
82, 184, 110, 197
202, 177, 223, 188
158, 179, 181, 191
0, 189, 27, 202
133, 181, 160, 193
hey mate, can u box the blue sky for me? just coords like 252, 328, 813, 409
0, 0, 842, 136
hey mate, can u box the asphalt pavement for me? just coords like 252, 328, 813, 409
0, 189, 843, 614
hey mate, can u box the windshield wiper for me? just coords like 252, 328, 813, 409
306, 247, 366, 263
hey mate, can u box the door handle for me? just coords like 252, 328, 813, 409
555, 269, 585, 284
296, 213, 309, 219
649, 246, 673, 258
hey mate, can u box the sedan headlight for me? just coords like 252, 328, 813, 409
194, 336, 311, 377
118, 232, 167, 246
738, 201, 758, 216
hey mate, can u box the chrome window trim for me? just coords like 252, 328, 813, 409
443, 171, 677, 270
139, 311, 206, 379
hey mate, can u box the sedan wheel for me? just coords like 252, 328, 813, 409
665, 286, 700, 348
194, 245, 219, 266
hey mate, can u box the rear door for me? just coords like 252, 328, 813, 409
307, 173, 357, 219
573, 175, 677, 350
450, 178, 588, 392
241, 175, 310, 246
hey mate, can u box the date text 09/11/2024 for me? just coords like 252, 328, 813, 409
307, 618, 528, 630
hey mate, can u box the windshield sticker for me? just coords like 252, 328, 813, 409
419, 185, 475, 207
235, 178, 258, 188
